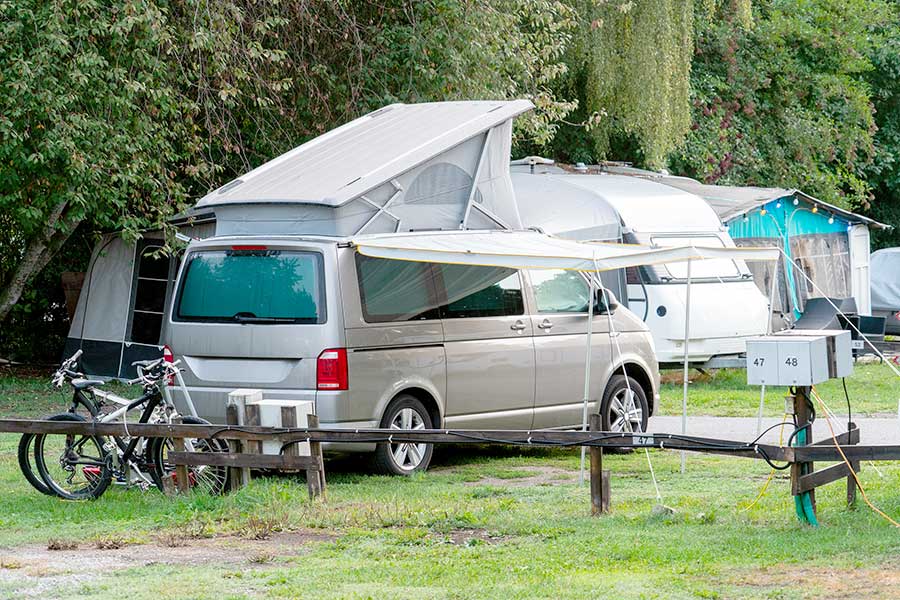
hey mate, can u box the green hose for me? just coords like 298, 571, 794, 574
792, 428, 819, 526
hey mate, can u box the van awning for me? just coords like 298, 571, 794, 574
351, 230, 779, 271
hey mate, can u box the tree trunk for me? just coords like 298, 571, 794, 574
0, 199, 81, 322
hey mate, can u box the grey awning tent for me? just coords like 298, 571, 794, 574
64, 215, 215, 378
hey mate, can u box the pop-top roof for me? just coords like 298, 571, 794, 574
196, 100, 534, 209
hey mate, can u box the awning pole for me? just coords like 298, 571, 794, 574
681, 259, 692, 474
579, 274, 597, 486
757, 267, 779, 434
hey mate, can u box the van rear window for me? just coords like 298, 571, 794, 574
175, 249, 324, 324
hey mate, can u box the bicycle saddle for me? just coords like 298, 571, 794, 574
71, 378, 105, 391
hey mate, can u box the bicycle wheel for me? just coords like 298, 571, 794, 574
148, 416, 230, 495
34, 413, 113, 500
18, 434, 52, 495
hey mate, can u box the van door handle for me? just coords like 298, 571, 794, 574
510, 320, 527, 331
537, 319, 554, 330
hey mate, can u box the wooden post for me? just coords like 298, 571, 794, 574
173, 435, 190, 494
847, 421, 858, 508
226, 402, 250, 491
589, 414, 609, 515
305, 414, 325, 500
790, 386, 815, 518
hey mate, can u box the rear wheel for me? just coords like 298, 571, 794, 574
374, 395, 433, 475
148, 416, 230, 495
18, 434, 52, 495
33, 413, 112, 500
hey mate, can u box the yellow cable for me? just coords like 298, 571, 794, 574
810, 388, 900, 528
741, 413, 790, 511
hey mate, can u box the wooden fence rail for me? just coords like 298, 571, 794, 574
0, 415, 887, 520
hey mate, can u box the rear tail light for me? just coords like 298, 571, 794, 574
894, 311, 900, 321
317, 348, 348, 391
163, 345, 175, 386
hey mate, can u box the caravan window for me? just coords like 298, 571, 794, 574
175, 250, 325, 323
651, 235, 741, 280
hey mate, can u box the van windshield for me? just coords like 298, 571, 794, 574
175, 249, 324, 323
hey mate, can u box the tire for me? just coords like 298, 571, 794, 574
600, 374, 649, 434
148, 416, 230, 495
18, 434, 53, 495
374, 394, 434, 476
33, 413, 113, 500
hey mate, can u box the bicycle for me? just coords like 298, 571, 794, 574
19, 350, 230, 500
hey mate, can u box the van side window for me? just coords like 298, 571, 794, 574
356, 254, 440, 322
531, 269, 590, 313
437, 264, 523, 319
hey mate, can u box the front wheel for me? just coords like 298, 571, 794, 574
147, 416, 230, 495
33, 413, 113, 500
374, 395, 434, 475
600, 374, 649, 434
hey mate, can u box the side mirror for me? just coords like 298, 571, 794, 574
595, 288, 618, 314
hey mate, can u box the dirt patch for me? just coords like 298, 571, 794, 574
438, 529, 510, 546
0, 529, 336, 598
464, 465, 576, 488
732, 565, 900, 599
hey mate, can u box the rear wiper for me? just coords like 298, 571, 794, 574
232, 312, 316, 324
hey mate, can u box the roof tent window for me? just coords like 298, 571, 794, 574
651, 235, 741, 280
437, 264, 523, 318
175, 250, 325, 324
129, 243, 169, 345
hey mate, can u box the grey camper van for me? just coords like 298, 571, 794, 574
165, 234, 659, 474
160, 100, 660, 474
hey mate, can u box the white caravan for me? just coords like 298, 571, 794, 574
511, 164, 770, 364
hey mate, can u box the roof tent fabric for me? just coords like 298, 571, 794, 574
201, 101, 532, 237
352, 230, 779, 271
872, 248, 900, 311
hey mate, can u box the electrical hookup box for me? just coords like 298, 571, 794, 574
746, 330, 853, 386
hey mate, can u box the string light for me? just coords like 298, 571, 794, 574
811, 205, 819, 214
775, 201, 782, 209
743, 213, 749, 222
760, 207, 767, 216
793, 197, 800, 206
828, 215, 835, 225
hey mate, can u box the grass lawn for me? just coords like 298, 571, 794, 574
2, 367, 900, 599
658, 362, 900, 418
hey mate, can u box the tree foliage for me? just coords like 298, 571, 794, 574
672, 0, 892, 209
